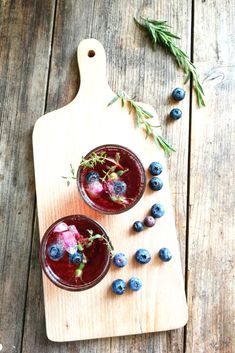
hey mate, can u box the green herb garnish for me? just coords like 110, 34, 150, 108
61, 163, 77, 186
86, 229, 114, 257
80, 151, 107, 169
134, 17, 205, 108
108, 90, 175, 156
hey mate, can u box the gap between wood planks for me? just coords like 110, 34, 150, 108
19, 1, 58, 353
183, 0, 195, 352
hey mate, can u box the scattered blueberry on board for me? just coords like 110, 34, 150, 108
172, 87, 185, 101
133, 220, 144, 232
135, 248, 151, 264
149, 161, 162, 176
112, 279, 126, 295
149, 176, 163, 191
159, 248, 172, 262
144, 216, 156, 227
128, 277, 142, 291
113, 253, 128, 268
170, 108, 182, 120
69, 251, 83, 264
151, 203, 165, 218
85, 171, 100, 183
47, 243, 64, 261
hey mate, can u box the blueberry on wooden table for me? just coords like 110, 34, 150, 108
159, 248, 172, 262
172, 87, 185, 101
151, 203, 165, 218
170, 108, 182, 120
149, 176, 163, 191
133, 221, 144, 232
135, 249, 151, 264
128, 277, 142, 291
113, 253, 128, 268
144, 216, 156, 227
149, 161, 162, 176
112, 279, 126, 295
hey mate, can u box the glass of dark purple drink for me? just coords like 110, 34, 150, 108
77, 144, 146, 214
39, 215, 113, 291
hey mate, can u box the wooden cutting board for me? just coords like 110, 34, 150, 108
33, 38, 188, 342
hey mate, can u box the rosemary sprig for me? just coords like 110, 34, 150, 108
134, 17, 205, 108
108, 90, 175, 155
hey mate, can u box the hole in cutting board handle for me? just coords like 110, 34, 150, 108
88, 50, 95, 57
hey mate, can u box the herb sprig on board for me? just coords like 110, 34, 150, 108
61, 164, 77, 186
134, 17, 205, 108
108, 90, 175, 156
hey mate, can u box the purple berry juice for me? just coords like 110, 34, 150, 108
77, 145, 146, 214
40, 215, 112, 291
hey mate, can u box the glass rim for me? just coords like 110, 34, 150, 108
39, 214, 112, 291
77, 144, 146, 215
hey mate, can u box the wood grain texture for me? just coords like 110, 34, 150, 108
22, 0, 191, 351
186, 0, 235, 352
0, 1, 55, 353
32, 38, 187, 341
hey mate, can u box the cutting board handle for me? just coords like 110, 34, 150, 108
76, 38, 111, 99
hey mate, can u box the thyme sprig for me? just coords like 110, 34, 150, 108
86, 229, 114, 258
61, 163, 77, 186
80, 151, 107, 169
134, 17, 205, 107
108, 90, 175, 156
80, 151, 128, 183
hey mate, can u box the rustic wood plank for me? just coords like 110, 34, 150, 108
186, 0, 235, 352
0, 1, 56, 353
22, 0, 191, 351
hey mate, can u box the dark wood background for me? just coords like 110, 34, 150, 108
0, 1, 234, 352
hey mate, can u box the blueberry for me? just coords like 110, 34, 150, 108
135, 249, 151, 264
85, 171, 100, 183
159, 248, 172, 262
128, 277, 142, 291
149, 162, 162, 176
172, 87, 185, 101
47, 243, 64, 261
133, 221, 144, 232
113, 253, 128, 268
113, 180, 127, 195
170, 108, 182, 120
149, 177, 163, 191
69, 251, 83, 264
112, 279, 126, 295
151, 203, 165, 218
144, 216, 156, 227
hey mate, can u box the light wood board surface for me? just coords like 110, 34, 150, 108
33, 38, 188, 342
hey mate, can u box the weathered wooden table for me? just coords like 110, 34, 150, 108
0, 1, 234, 352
